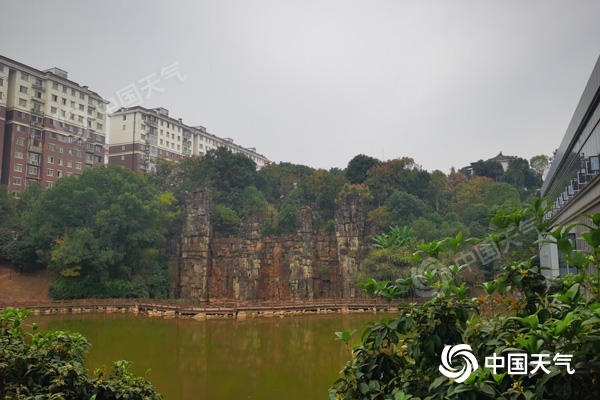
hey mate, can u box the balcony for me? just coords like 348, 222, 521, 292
147, 119, 157, 127
31, 96, 44, 104
26, 158, 40, 166
30, 108, 44, 116
183, 131, 192, 139
28, 145, 43, 153
88, 102, 96, 109
31, 120, 43, 128
32, 83, 45, 92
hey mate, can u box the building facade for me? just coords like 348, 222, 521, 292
108, 106, 269, 173
540, 54, 600, 277
0, 55, 108, 195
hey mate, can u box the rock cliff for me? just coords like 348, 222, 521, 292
169, 189, 368, 301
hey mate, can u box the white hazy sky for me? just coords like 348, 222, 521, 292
1, 1, 599, 173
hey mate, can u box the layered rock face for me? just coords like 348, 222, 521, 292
170, 190, 367, 301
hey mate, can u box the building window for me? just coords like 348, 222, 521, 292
160, 139, 163, 145
79, 104, 84, 111
79, 92, 85, 100
51, 106, 57, 114
57, 171, 63, 178
46, 182, 53, 188
0, 92, 3, 100
97, 113, 103, 119
76, 162, 82, 169
28, 166, 38, 174
121, 145, 125, 150
49, 132, 56, 139
95, 145, 102, 152
16, 125, 26, 132
16, 138, 24, 146
67, 161, 73, 168
13, 177, 22, 185
14, 164, 23, 172
47, 168, 54, 176
51, 94, 57, 102
70, 101, 76, 108
59, 146, 64, 153
121, 156, 125, 161
123, 115, 127, 121
76, 150, 82, 157
58, 159, 64, 166
71, 89, 76, 96
61, 110, 66, 118
122, 125, 126, 130
47, 156, 54, 163
78, 116, 84, 123
96, 123, 103, 130
18, 99, 27, 107
19, 85, 28, 94
62, 86, 67, 93
20, 72, 29, 81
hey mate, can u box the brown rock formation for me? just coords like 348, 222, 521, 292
170, 189, 368, 301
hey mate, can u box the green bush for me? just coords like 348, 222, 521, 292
0, 308, 162, 399
330, 201, 600, 400
212, 204, 242, 237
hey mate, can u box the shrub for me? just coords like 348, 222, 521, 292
0, 308, 162, 399
330, 201, 600, 400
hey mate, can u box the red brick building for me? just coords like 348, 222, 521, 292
0, 55, 108, 195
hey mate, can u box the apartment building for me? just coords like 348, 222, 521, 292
108, 106, 269, 173
0, 55, 108, 195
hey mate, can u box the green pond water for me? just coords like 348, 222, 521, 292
32, 311, 389, 399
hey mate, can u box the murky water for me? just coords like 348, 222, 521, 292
32, 311, 386, 399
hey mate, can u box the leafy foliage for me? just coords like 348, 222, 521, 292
0, 308, 162, 399
330, 203, 600, 400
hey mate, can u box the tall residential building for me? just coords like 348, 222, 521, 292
108, 106, 269, 173
0, 55, 109, 195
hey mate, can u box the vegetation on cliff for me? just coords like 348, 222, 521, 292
0, 149, 548, 299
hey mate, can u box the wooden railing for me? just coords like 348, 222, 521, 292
0, 297, 426, 316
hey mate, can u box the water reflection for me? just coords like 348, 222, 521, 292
32, 312, 386, 400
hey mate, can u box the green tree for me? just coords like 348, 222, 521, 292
471, 159, 504, 180
385, 191, 427, 225
530, 154, 550, 178
15, 165, 171, 298
239, 185, 268, 219
212, 204, 242, 237
483, 182, 521, 209
346, 154, 380, 184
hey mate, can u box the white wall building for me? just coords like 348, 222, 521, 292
108, 106, 269, 173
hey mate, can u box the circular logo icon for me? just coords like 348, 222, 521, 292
439, 344, 478, 383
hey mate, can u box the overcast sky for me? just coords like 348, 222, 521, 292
1, 1, 599, 173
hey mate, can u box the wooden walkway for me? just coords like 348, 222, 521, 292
0, 297, 424, 316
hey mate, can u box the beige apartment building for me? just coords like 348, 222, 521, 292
108, 106, 269, 173
0, 55, 108, 195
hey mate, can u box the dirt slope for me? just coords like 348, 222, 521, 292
0, 259, 51, 303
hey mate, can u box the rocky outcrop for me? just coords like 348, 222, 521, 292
170, 189, 368, 301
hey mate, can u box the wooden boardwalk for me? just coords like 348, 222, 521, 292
0, 297, 424, 316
